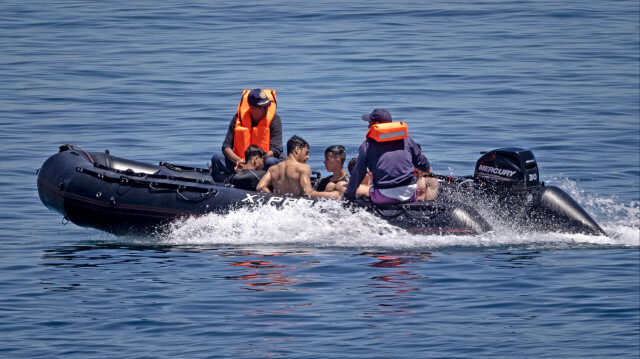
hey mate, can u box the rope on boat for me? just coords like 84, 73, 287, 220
176, 187, 217, 202
65, 144, 94, 164
76, 164, 219, 198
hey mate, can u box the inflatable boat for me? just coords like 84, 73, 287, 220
37, 145, 605, 236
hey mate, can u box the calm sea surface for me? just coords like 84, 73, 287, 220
1, 1, 638, 358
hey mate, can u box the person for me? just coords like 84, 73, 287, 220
257, 135, 340, 199
344, 109, 438, 203
226, 145, 266, 191
347, 157, 372, 198
313, 145, 350, 195
210, 88, 283, 181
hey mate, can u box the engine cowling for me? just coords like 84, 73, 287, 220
474, 147, 540, 191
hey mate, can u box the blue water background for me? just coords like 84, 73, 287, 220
1, 1, 638, 358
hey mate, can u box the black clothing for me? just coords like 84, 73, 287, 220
313, 173, 350, 192
227, 169, 266, 191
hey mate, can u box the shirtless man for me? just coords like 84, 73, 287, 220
257, 135, 340, 199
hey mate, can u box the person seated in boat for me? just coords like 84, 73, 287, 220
413, 167, 436, 201
345, 109, 438, 204
257, 135, 340, 199
347, 157, 372, 198
313, 145, 350, 196
226, 145, 267, 191
210, 88, 284, 182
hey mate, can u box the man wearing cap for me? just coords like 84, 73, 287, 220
210, 88, 284, 182
344, 109, 438, 203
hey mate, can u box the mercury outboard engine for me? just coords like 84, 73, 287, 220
469, 147, 605, 235
474, 147, 539, 192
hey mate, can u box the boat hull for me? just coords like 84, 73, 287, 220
37, 146, 493, 235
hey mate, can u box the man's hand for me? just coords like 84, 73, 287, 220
256, 169, 272, 193
414, 168, 433, 177
327, 190, 341, 200
234, 159, 246, 172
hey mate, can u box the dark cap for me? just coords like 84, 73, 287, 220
247, 88, 272, 107
362, 108, 392, 123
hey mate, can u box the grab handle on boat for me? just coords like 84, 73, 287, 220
176, 187, 217, 202
456, 178, 475, 192
371, 206, 405, 219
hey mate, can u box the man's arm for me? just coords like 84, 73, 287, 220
268, 115, 283, 159
409, 137, 430, 173
221, 115, 236, 151
256, 168, 272, 193
300, 165, 339, 199
313, 176, 330, 191
344, 143, 368, 200
222, 115, 244, 165
223, 147, 244, 169
334, 180, 348, 196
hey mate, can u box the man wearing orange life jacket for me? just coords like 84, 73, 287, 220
210, 89, 284, 182
345, 109, 438, 203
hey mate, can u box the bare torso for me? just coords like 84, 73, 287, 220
256, 146, 339, 199
267, 158, 310, 196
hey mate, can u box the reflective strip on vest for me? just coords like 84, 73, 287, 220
378, 130, 407, 140
366, 121, 409, 142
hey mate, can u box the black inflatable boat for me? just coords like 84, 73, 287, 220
37, 145, 605, 236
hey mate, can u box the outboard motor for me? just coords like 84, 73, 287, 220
469, 147, 605, 235
474, 147, 539, 192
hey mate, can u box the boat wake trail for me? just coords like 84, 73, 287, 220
155, 190, 639, 250
160, 200, 408, 248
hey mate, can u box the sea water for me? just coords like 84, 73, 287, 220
0, 1, 638, 358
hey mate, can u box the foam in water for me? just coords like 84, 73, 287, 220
153, 186, 639, 249
546, 177, 639, 242
160, 200, 408, 249
79, 178, 636, 250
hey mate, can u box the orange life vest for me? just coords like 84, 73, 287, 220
233, 89, 277, 158
366, 121, 408, 142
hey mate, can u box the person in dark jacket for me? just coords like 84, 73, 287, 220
226, 145, 267, 191
344, 109, 438, 204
